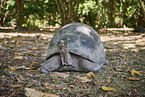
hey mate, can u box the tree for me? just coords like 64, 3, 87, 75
120, 0, 128, 27
0, 0, 9, 26
103, 0, 116, 27
136, 0, 144, 27
55, 0, 82, 26
16, 0, 25, 27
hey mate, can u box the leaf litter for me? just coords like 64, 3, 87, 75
0, 31, 145, 97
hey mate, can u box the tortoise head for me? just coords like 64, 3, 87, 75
57, 40, 68, 50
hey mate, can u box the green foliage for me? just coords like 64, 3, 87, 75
0, 0, 144, 28
0, 0, 17, 26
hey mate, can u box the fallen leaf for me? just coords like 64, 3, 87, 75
115, 66, 123, 71
19, 75, 25, 80
87, 72, 95, 79
127, 77, 140, 81
33, 62, 40, 65
25, 88, 59, 97
29, 66, 37, 70
27, 53, 38, 56
107, 78, 113, 83
15, 65, 30, 70
10, 84, 22, 88
8, 67, 16, 72
16, 40, 21, 44
14, 56, 23, 60
130, 69, 142, 76
45, 84, 55, 90
33, 47, 39, 50
14, 52, 18, 55
80, 77, 92, 82
51, 72, 69, 78
30, 62, 40, 70
102, 86, 116, 91
55, 83, 67, 89
4, 38, 8, 44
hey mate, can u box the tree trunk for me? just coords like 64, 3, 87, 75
55, 0, 81, 26
16, 0, 25, 27
0, 0, 7, 26
103, 0, 116, 27
137, 0, 144, 27
120, 0, 128, 27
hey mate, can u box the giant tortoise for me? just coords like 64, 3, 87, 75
40, 22, 108, 74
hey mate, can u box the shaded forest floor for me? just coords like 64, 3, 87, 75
0, 30, 145, 97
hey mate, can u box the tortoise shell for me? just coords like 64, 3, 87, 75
46, 22, 106, 63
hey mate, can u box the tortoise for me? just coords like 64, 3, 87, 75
40, 22, 108, 74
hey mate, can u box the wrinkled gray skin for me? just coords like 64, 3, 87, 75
40, 22, 108, 74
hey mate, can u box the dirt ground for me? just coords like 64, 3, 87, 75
0, 30, 145, 97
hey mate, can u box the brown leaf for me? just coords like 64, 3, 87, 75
8, 67, 16, 72
55, 83, 67, 89
27, 53, 38, 56
9, 84, 22, 88
127, 77, 140, 81
51, 72, 69, 78
107, 78, 113, 83
4, 38, 8, 44
45, 84, 55, 90
16, 40, 21, 44
25, 88, 59, 97
33, 47, 39, 50
14, 56, 23, 60
114, 66, 123, 71
15, 65, 30, 70
33, 62, 40, 65
80, 77, 92, 82
29, 66, 36, 70
87, 72, 95, 79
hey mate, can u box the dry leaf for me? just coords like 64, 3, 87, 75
33, 62, 40, 65
27, 53, 38, 56
33, 47, 39, 50
45, 84, 55, 90
55, 83, 67, 89
51, 72, 69, 78
10, 84, 22, 88
80, 77, 92, 82
4, 38, 8, 44
25, 88, 59, 97
102, 86, 116, 91
15, 65, 30, 70
29, 66, 37, 70
115, 66, 123, 71
127, 77, 140, 81
107, 78, 113, 83
19, 75, 25, 80
130, 69, 142, 76
14, 52, 18, 55
87, 72, 95, 79
16, 40, 21, 44
8, 67, 16, 72
14, 56, 23, 60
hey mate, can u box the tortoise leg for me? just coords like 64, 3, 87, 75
40, 55, 61, 74
104, 59, 109, 65
79, 58, 104, 72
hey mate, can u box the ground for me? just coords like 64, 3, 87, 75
0, 29, 145, 97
